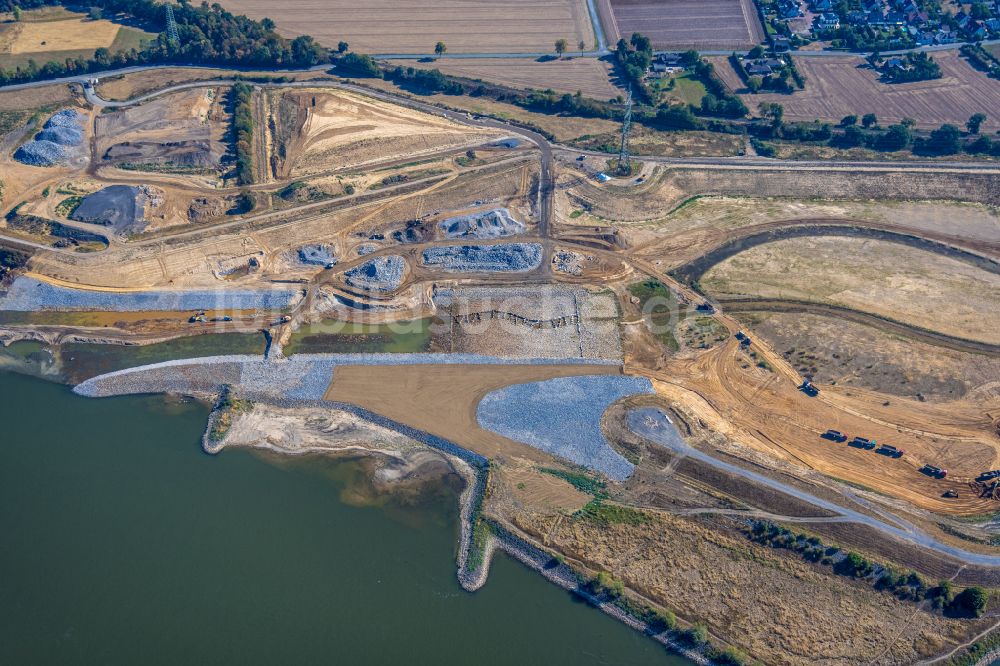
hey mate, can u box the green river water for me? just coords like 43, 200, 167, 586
0, 369, 689, 665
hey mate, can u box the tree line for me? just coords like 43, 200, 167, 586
0, 0, 326, 87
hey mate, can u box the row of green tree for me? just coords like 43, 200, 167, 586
751, 522, 989, 618
229, 82, 254, 186
751, 103, 994, 156
0, 0, 326, 87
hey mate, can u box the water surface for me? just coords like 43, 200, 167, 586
0, 372, 688, 665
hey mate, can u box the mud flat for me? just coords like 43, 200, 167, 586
0, 277, 302, 312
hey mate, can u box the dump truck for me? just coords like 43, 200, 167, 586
920, 464, 947, 479
822, 429, 848, 442
849, 436, 876, 450
977, 470, 1000, 482
876, 444, 905, 458
800, 380, 819, 397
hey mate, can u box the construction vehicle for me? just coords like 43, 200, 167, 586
920, 464, 947, 479
800, 380, 819, 397
735, 331, 747, 341
977, 470, 1000, 482
696, 302, 715, 314
876, 444, 905, 458
849, 436, 876, 450
822, 429, 847, 442
943, 490, 959, 498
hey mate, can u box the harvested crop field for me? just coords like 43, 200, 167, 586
701, 236, 1000, 344
0, 16, 119, 54
717, 53, 1000, 131
218, 0, 595, 54
393, 57, 622, 100
605, 0, 763, 50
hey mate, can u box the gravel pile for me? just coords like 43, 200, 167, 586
344, 255, 405, 293
355, 243, 378, 256
476, 375, 653, 481
421, 243, 542, 273
0, 276, 301, 312
14, 109, 86, 167
297, 244, 336, 267
70, 185, 147, 233
438, 208, 525, 240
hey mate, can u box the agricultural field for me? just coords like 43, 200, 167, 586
217, 0, 596, 54
716, 53, 1000, 131
700, 236, 1000, 344
0, 8, 156, 72
391, 57, 622, 101
604, 0, 763, 50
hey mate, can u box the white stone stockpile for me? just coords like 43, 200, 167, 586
476, 375, 654, 481
0, 277, 302, 312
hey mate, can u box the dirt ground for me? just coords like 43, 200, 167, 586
359, 78, 620, 142
217, 0, 596, 54
511, 507, 974, 665
323, 363, 621, 462
392, 57, 622, 100
713, 53, 1000, 131
95, 87, 229, 178
637, 340, 1000, 514
740, 310, 1000, 401
273, 88, 504, 177
0, 81, 74, 111
700, 236, 1000, 344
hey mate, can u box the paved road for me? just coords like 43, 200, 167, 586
628, 407, 1000, 567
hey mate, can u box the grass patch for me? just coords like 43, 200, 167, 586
538, 467, 608, 498
627, 279, 680, 351
284, 318, 433, 356
55, 195, 84, 218
208, 384, 253, 443
569, 209, 584, 218
652, 72, 707, 106
578, 499, 650, 526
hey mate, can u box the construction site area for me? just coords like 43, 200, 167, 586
3, 68, 1000, 666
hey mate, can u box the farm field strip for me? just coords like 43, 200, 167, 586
216, 0, 596, 54
391, 57, 622, 100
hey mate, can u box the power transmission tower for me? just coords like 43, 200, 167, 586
616, 87, 633, 176
165, 5, 180, 46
